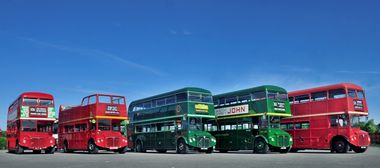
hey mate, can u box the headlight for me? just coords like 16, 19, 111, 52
211, 138, 216, 142
270, 137, 275, 141
289, 137, 293, 142
50, 140, 53, 144
23, 139, 27, 144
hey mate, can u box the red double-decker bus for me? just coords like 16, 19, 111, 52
58, 94, 128, 154
6, 92, 56, 154
281, 83, 370, 153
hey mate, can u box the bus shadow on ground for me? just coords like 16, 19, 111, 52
56, 150, 118, 155
291, 150, 358, 155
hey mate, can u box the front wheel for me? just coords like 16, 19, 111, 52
176, 139, 188, 154
15, 142, 24, 154
254, 138, 268, 154
333, 139, 348, 153
45, 147, 55, 154
118, 147, 127, 154
205, 147, 213, 154
88, 140, 99, 154
352, 146, 367, 153
135, 141, 145, 153
63, 141, 72, 153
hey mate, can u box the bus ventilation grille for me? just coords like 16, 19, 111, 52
107, 137, 120, 147
278, 136, 288, 147
31, 138, 42, 148
198, 137, 210, 149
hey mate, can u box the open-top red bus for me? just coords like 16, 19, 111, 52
6, 92, 56, 154
281, 83, 370, 153
58, 94, 128, 154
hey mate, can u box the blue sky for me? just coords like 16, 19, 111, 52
0, 0, 379, 130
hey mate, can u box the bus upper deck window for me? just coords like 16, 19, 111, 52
329, 89, 346, 99
23, 98, 38, 106
357, 91, 365, 99
348, 89, 357, 98
40, 99, 53, 107
99, 96, 111, 104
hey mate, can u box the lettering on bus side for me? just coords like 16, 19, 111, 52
30, 107, 47, 116
105, 105, 120, 115
215, 104, 249, 117
273, 102, 286, 112
354, 100, 363, 110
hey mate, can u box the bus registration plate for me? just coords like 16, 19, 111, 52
110, 147, 118, 150
281, 147, 286, 149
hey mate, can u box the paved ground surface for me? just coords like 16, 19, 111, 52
1, 147, 379, 168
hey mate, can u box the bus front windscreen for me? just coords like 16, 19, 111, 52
189, 117, 203, 131
351, 115, 368, 128
269, 116, 281, 129
267, 91, 288, 101
189, 93, 213, 103
22, 120, 37, 132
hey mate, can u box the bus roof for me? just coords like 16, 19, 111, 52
19, 92, 54, 100
129, 87, 212, 105
289, 83, 364, 97
213, 85, 287, 99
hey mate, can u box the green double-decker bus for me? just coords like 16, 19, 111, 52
206, 85, 293, 153
128, 87, 216, 154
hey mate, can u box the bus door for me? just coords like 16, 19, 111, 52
155, 123, 165, 149
293, 122, 311, 148
164, 121, 176, 149
236, 121, 253, 150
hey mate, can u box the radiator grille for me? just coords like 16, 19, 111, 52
198, 137, 210, 149
278, 136, 289, 147
106, 137, 120, 147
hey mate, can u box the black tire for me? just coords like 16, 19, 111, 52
333, 139, 348, 153
63, 141, 72, 153
352, 146, 367, 153
219, 149, 228, 153
176, 139, 188, 154
254, 138, 268, 154
135, 140, 145, 153
45, 147, 55, 154
289, 148, 299, 153
15, 142, 24, 154
206, 147, 213, 154
33, 150, 42, 154
279, 147, 290, 154
156, 149, 167, 153
118, 147, 127, 154
88, 140, 99, 154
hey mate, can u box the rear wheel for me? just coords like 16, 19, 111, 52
15, 142, 24, 154
254, 138, 268, 154
333, 139, 348, 153
88, 140, 99, 154
352, 146, 367, 153
176, 139, 188, 154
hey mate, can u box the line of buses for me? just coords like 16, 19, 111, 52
6, 83, 370, 154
